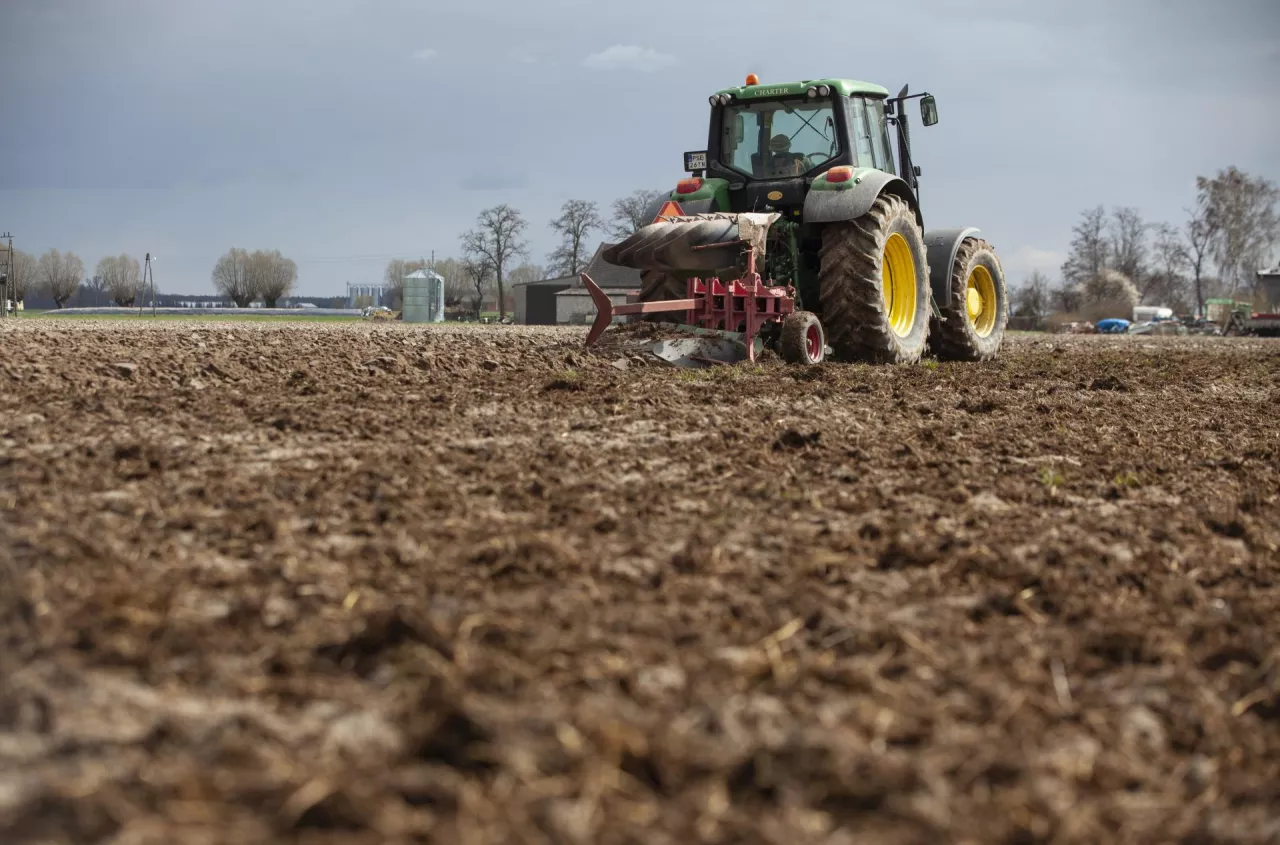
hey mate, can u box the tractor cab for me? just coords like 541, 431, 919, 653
679, 76, 939, 218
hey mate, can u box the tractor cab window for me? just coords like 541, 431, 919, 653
721, 98, 839, 179
849, 97, 894, 173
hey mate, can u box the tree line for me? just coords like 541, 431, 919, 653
1, 247, 162, 309
210, 248, 299, 307
381, 189, 666, 318
1013, 166, 1279, 323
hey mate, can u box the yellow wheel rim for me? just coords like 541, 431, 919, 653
966, 264, 998, 338
881, 232, 917, 338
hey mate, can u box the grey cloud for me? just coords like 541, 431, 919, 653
582, 45, 678, 73
1, 0, 1276, 296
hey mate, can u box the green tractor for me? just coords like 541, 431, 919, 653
603, 74, 1007, 363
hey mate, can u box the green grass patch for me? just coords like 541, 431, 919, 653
1039, 466, 1066, 489
1112, 470, 1142, 489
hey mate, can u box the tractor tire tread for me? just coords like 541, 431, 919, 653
638, 270, 684, 302
930, 238, 1007, 362
818, 193, 928, 364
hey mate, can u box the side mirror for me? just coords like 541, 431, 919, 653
920, 94, 939, 126
733, 114, 745, 144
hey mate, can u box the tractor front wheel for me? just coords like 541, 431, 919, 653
779, 311, 825, 364
930, 238, 1007, 361
818, 193, 930, 363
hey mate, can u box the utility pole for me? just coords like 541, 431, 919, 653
1, 232, 12, 319
138, 253, 156, 316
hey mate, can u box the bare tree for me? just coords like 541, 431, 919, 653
431, 257, 470, 309
212, 247, 255, 307
609, 189, 665, 239
547, 199, 602, 276
1051, 279, 1082, 315
1185, 201, 1216, 316
383, 258, 425, 310
4, 248, 35, 305
1108, 207, 1149, 292
1060, 206, 1109, 289
83, 273, 108, 306
1146, 223, 1190, 309
506, 262, 545, 286
250, 249, 297, 307
1011, 270, 1051, 320
37, 249, 85, 309
463, 257, 493, 319
98, 254, 143, 307
1197, 167, 1280, 298
461, 205, 527, 321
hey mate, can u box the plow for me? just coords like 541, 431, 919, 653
583, 73, 1009, 366
582, 212, 826, 364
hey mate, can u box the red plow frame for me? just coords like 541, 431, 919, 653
581, 245, 797, 363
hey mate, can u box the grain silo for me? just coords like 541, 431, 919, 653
402, 269, 445, 323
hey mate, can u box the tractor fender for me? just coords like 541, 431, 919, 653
924, 227, 981, 304
802, 170, 922, 228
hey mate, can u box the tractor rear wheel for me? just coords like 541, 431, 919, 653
930, 238, 1007, 361
635, 270, 684, 322
638, 270, 684, 302
818, 193, 930, 363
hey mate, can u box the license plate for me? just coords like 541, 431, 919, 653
684, 150, 708, 172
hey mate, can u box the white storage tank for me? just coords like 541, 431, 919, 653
1132, 305, 1173, 323
402, 269, 445, 323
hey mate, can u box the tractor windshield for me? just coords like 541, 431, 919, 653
721, 98, 839, 179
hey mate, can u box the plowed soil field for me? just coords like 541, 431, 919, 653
2, 320, 1278, 845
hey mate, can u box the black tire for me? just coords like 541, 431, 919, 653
930, 238, 1008, 361
634, 270, 686, 324
638, 270, 684, 302
818, 193, 930, 364
779, 311, 825, 364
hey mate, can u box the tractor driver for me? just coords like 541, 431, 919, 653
764, 134, 811, 177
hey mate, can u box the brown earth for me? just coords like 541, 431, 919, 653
1, 320, 1278, 845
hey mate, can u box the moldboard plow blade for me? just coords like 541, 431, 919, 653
603, 213, 761, 275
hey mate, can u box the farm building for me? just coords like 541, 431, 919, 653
513, 242, 643, 325
346, 282, 390, 308
513, 274, 575, 324
1258, 268, 1280, 311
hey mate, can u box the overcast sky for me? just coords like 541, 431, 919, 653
2, 0, 1278, 297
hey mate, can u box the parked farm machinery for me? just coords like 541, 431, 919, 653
583, 73, 1008, 365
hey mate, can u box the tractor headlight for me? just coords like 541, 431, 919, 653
710, 95, 719, 106
720, 94, 733, 105
817, 84, 830, 96
806, 87, 818, 98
